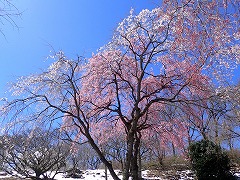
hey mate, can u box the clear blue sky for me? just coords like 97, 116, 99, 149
0, 0, 157, 96
0, 0, 238, 97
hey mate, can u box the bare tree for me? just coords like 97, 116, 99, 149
0, 127, 69, 180
216, 83, 240, 147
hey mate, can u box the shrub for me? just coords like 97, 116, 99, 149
188, 139, 234, 180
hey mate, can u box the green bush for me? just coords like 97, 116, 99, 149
188, 139, 234, 180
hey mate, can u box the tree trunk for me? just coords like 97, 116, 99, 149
131, 133, 141, 180
123, 107, 141, 180
172, 142, 176, 156
228, 139, 233, 150
138, 141, 142, 179
120, 159, 124, 171
86, 133, 120, 180
34, 171, 42, 180
214, 117, 220, 146
157, 150, 164, 169
105, 163, 108, 180
123, 130, 135, 180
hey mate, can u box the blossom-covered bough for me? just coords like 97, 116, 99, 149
1, 0, 239, 180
